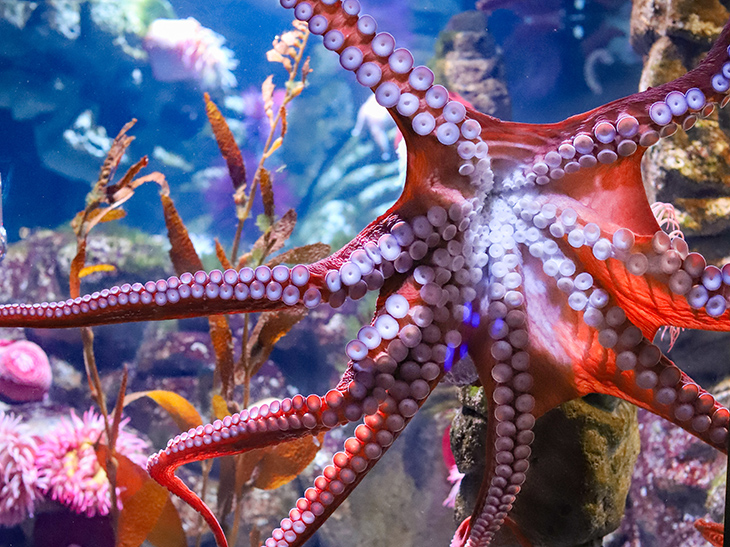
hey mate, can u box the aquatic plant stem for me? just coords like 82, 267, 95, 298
80, 326, 119, 535
230, 27, 310, 264
228, 489, 243, 547
225, 315, 250, 547
194, 459, 214, 547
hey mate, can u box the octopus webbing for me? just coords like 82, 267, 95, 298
4, 1, 730, 546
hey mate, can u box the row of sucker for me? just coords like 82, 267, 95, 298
520, 46, 730, 191
511, 196, 729, 448
464, 200, 534, 547
0, 200, 485, 321
648, 42, 730, 129
262, 198, 500, 546
0, 265, 316, 319
281, 0, 494, 191
512, 195, 730, 320
263, 97, 498, 545
263, 308, 441, 547
261, 145, 498, 546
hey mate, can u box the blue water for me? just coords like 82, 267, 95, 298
0, 0, 637, 247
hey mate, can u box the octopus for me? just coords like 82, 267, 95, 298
3, 1, 730, 546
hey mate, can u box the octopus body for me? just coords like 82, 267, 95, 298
4, 2, 730, 546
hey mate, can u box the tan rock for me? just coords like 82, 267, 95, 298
630, 0, 728, 56
452, 390, 640, 546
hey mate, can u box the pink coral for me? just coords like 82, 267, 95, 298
0, 412, 46, 527
0, 340, 52, 403
143, 17, 238, 90
36, 409, 149, 517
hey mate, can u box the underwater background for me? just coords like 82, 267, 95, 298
0, 0, 728, 546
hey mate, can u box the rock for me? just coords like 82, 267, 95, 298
33, 511, 114, 547
452, 389, 640, 546
630, 0, 728, 57
0, 229, 170, 371
432, 11, 511, 120
633, 0, 730, 239
0, 230, 170, 305
604, 378, 730, 547
47, 355, 85, 408
135, 329, 216, 376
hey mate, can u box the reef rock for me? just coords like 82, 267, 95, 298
432, 11, 511, 120
0, 340, 52, 403
605, 379, 730, 546
630, 0, 728, 57
632, 0, 730, 239
135, 328, 216, 376
452, 388, 640, 546
0, 230, 170, 371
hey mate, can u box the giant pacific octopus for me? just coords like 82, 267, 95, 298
4, 1, 730, 546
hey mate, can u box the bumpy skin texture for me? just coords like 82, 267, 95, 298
4, 2, 730, 546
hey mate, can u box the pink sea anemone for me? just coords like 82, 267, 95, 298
441, 426, 464, 509
0, 340, 52, 403
0, 412, 46, 527
143, 17, 238, 90
36, 409, 149, 517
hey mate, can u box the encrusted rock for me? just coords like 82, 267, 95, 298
634, 0, 730, 239
135, 330, 216, 376
630, 0, 728, 57
432, 11, 511, 120
605, 379, 730, 546
452, 388, 640, 547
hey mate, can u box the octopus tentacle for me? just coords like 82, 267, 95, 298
516, 213, 730, 450
279, 0, 496, 203
256, 195, 492, 546
598, 348, 730, 451
515, 192, 730, 334
146, 194, 485, 547
506, 200, 730, 450
147, 392, 345, 547
144, 285, 433, 547
462, 222, 535, 547
475, 16, 730, 193
260, 287, 454, 547
0, 217, 402, 328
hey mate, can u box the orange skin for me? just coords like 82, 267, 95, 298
696, 518, 724, 547
2, 3, 730, 547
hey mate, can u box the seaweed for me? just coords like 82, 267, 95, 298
64, 19, 330, 547
68, 120, 181, 545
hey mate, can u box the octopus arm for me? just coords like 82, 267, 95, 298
585, 350, 729, 452
148, 275, 452, 547
0, 217, 399, 329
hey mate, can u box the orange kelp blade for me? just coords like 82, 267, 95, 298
694, 518, 723, 546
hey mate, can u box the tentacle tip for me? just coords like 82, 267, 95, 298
450, 517, 471, 547
694, 518, 724, 547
